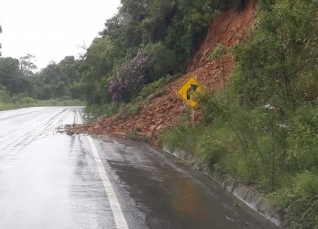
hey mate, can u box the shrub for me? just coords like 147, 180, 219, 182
0, 85, 10, 102
145, 43, 177, 80
118, 102, 143, 119
232, 0, 317, 109
280, 172, 318, 229
207, 44, 225, 61
138, 75, 173, 99
160, 120, 198, 154
108, 50, 151, 102
85, 103, 119, 122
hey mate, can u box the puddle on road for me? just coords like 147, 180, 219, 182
94, 137, 278, 229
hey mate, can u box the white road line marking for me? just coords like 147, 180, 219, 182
87, 136, 129, 229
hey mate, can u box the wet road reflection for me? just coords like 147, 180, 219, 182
0, 107, 280, 229
95, 137, 280, 229
0, 107, 115, 229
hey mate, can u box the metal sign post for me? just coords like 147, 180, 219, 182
191, 108, 195, 128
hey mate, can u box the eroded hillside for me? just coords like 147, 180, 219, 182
68, 0, 257, 144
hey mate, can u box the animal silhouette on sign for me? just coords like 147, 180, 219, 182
186, 84, 198, 100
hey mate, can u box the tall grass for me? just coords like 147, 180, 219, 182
160, 89, 318, 228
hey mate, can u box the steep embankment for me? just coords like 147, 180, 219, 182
68, 0, 257, 143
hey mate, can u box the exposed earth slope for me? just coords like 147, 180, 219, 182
68, 0, 257, 144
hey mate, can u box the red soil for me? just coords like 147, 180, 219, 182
67, 0, 257, 145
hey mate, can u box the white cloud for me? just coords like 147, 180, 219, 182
0, 0, 121, 69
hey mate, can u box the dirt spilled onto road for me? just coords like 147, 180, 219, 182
66, 0, 257, 145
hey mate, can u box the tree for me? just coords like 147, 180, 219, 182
19, 54, 37, 77
0, 84, 10, 102
232, 0, 317, 109
78, 0, 252, 108
40, 61, 60, 85
58, 56, 78, 83
0, 25, 2, 56
77, 37, 119, 104
38, 62, 61, 98
58, 56, 81, 99
108, 50, 151, 102
0, 57, 21, 95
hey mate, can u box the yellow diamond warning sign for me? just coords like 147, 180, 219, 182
177, 76, 206, 108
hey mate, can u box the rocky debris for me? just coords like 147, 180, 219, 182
56, 125, 66, 134
66, 1, 257, 145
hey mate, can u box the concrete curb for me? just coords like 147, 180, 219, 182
162, 144, 284, 228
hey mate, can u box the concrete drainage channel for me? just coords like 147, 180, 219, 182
162, 145, 283, 228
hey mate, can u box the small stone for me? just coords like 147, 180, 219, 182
156, 125, 163, 131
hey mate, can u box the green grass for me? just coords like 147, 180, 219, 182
0, 97, 85, 111
137, 75, 174, 100
160, 95, 318, 228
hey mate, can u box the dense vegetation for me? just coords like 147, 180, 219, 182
77, 0, 246, 116
162, 0, 318, 228
0, 20, 83, 109
0, 54, 83, 110
1, 0, 246, 112
73, 0, 318, 227
1, 0, 317, 227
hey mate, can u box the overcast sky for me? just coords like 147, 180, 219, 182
0, 0, 121, 70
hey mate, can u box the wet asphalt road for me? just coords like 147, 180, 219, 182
0, 107, 280, 229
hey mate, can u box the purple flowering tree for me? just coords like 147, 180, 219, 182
108, 50, 151, 102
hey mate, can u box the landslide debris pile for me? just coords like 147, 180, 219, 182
67, 1, 257, 143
